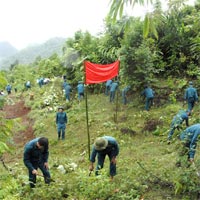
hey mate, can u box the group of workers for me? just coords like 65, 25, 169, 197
23, 106, 68, 188
6, 77, 195, 188
105, 79, 155, 109
105, 79, 133, 105
105, 79, 131, 105
62, 78, 130, 104
37, 78, 51, 87
23, 77, 122, 188
167, 81, 199, 164
3, 77, 153, 109
62, 80, 85, 102
23, 134, 119, 188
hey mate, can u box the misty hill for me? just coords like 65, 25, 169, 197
0, 37, 66, 70
0, 41, 18, 60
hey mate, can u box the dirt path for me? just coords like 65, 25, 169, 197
2, 98, 35, 148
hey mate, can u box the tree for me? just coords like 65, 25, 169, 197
108, 0, 156, 38
108, 0, 191, 39
0, 71, 7, 89
119, 24, 164, 87
97, 16, 128, 64
108, 0, 153, 20
156, 2, 200, 76
37, 54, 62, 78
62, 31, 100, 82
6, 64, 37, 91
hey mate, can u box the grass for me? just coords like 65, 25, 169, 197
1, 80, 200, 199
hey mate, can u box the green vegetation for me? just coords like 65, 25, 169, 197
0, 80, 200, 199
1, 1, 200, 199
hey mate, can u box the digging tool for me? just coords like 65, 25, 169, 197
88, 171, 92, 176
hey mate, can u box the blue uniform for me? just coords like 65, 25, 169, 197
38, 78, 44, 87
184, 84, 198, 111
122, 86, 131, 105
56, 111, 68, 140
23, 138, 50, 188
25, 81, 31, 89
141, 86, 155, 111
6, 85, 12, 94
105, 80, 112, 96
62, 81, 68, 89
168, 110, 189, 140
110, 82, 118, 102
90, 136, 119, 176
64, 84, 72, 101
180, 124, 200, 159
77, 82, 84, 100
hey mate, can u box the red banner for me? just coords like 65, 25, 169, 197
84, 60, 119, 84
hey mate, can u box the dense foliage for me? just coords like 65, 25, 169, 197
1, 1, 200, 199
1, 2, 200, 90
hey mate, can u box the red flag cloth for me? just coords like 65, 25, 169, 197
84, 60, 119, 84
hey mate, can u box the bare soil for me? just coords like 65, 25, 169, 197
2, 98, 34, 147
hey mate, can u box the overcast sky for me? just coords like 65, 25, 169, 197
0, 0, 196, 50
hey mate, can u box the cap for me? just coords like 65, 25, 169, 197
58, 106, 64, 110
94, 137, 108, 151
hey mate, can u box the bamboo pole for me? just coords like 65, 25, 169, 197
84, 61, 91, 159
85, 85, 90, 159
114, 61, 120, 123
114, 87, 119, 123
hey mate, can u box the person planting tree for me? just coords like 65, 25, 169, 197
184, 81, 198, 112
77, 81, 84, 101
167, 110, 191, 141
122, 85, 131, 105
110, 81, 119, 103
141, 84, 155, 111
105, 79, 112, 96
179, 124, 200, 163
23, 137, 51, 188
89, 136, 119, 180
64, 82, 72, 102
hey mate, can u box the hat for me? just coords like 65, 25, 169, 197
94, 137, 108, 151
189, 81, 193, 85
58, 106, 64, 110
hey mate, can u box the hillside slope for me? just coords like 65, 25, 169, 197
0, 41, 18, 61
0, 37, 66, 70
1, 79, 200, 200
